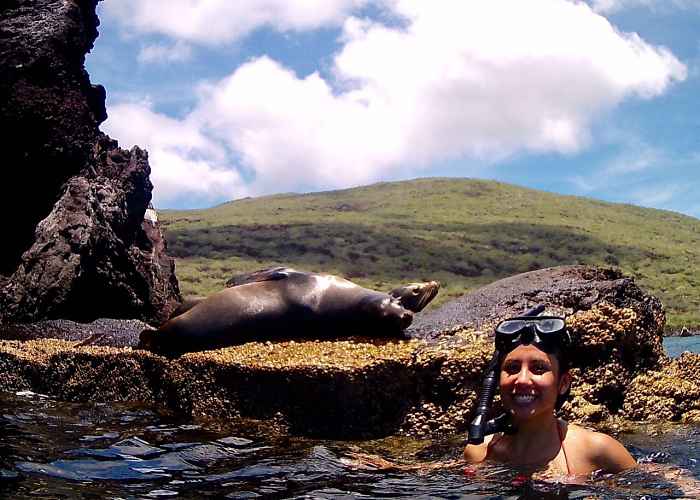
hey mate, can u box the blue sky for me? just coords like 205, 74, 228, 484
87, 0, 699, 217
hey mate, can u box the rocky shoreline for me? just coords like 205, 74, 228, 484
2, 266, 698, 439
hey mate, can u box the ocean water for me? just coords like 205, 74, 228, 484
1, 389, 698, 499
0, 337, 697, 498
663, 335, 700, 358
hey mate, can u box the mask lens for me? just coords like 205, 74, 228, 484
537, 318, 565, 333
497, 320, 526, 335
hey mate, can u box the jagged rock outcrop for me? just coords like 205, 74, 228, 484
0, 266, 682, 439
0, 0, 180, 324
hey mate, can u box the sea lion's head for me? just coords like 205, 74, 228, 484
389, 281, 440, 313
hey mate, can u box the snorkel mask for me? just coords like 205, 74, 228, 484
495, 315, 570, 355
467, 305, 570, 445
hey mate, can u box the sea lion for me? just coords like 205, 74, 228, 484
167, 268, 440, 321
140, 268, 439, 357
228, 267, 439, 313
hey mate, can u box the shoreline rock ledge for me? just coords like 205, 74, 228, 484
1, 265, 698, 439
0, 0, 180, 325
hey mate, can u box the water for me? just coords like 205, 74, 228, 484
1, 391, 699, 499
664, 335, 700, 358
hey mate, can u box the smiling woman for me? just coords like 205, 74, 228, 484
463, 314, 636, 478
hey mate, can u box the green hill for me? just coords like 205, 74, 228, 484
159, 178, 700, 331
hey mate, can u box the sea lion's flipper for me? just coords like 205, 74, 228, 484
226, 267, 292, 288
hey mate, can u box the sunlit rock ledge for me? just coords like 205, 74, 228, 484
0, 299, 697, 439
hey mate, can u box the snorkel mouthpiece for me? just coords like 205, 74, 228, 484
466, 304, 545, 445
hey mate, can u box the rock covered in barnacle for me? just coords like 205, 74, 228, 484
560, 302, 665, 422
0, 302, 677, 439
0, 266, 685, 439
169, 338, 421, 437
567, 302, 664, 365
622, 352, 700, 422
399, 329, 491, 437
0, 332, 492, 438
0, 339, 169, 403
408, 265, 665, 340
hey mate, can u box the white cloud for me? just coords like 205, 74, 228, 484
190, 56, 404, 193
567, 142, 661, 193
566, 139, 699, 216
602, 144, 662, 175
138, 41, 193, 64
569, 175, 597, 193
104, 0, 368, 45
590, 0, 652, 13
103, 0, 688, 207
589, 0, 698, 13
198, 0, 686, 182
101, 101, 247, 206
628, 183, 683, 206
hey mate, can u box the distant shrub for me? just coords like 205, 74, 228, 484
604, 254, 620, 266
450, 263, 481, 277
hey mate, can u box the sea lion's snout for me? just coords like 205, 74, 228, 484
389, 281, 440, 313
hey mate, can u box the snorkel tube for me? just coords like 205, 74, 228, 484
467, 304, 545, 444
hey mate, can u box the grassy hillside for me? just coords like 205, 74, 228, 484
159, 178, 700, 330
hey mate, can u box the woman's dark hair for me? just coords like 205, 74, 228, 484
550, 346, 571, 411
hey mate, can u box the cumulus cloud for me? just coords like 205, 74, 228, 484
104, 0, 688, 207
137, 41, 193, 64
590, 0, 698, 13
102, 101, 247, 206
590, 0, 653, 12
103, 0, 368, 44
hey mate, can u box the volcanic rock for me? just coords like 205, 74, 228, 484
0, 0, 180, 324
408, 265, 664, 340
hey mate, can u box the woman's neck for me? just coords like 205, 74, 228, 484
506, 414, 562, 463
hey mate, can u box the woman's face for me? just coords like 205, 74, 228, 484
499, 344, 570, 422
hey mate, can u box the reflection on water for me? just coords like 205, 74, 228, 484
1, 390, 698, 499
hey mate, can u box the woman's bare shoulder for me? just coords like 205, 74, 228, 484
566, 423, 636, 473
